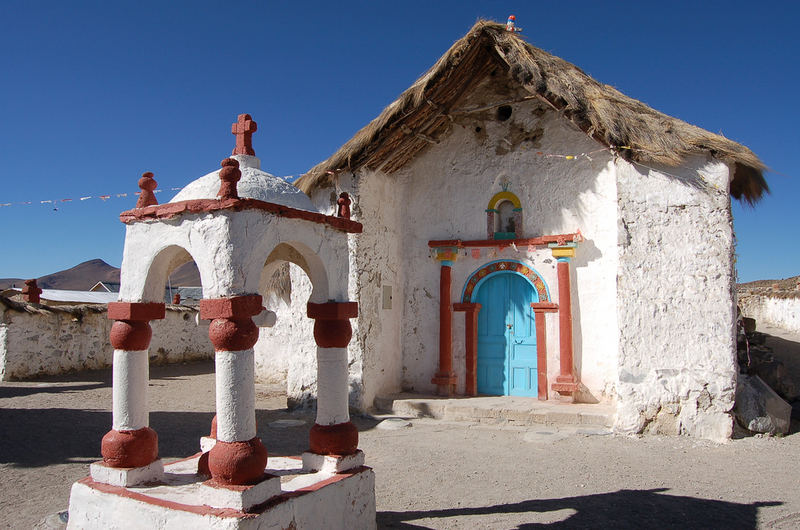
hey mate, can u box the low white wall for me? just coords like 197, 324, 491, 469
0, 298, 213, 380
739, 294, 800, 333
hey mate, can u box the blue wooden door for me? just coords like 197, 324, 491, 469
475, 273, 538, 396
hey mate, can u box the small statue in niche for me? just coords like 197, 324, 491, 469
505, 216, 515, 233
337, 192, 351, 219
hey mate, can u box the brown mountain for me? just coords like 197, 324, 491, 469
0, 259, 202, 291
168, 261, 201, 286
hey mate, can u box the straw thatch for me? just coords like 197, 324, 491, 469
297, 21, 767, 203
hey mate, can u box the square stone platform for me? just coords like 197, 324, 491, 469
67, 455, 375, 529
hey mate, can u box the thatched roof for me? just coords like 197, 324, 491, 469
297, 21, 767, 203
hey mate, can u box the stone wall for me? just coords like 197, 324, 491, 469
615, 156, 737, 441
739, 293, 800, 333
0, 297, 213, 380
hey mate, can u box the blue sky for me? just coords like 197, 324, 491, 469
0, 1, 796, 282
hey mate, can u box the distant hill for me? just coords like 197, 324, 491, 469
168, 261, 201, 286
738, 275, 800, 291
0, 258, 202, 291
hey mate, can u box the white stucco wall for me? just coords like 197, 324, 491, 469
339, 170, 405, 410
255, 264, 318, 407
118, 209, 350, 304
0, 301, 212, 380
739, 294, 800, 333
396, 99, 620, 401
615, 156, 736, 440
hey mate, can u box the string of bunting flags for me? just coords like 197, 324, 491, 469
0, 173, 300, 210
1, 145, 672, 210
0, 187, 186, 210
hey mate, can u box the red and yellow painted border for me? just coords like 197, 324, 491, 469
461, 260, 549, 303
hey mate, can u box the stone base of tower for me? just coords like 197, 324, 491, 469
67, 454, 376, 529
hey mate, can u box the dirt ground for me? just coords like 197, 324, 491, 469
2, 337, 800, 529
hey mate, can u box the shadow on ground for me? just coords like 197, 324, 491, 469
0, 406, 352, 467
377, 489, 781, 529
0, 382, 107, 399
0, 409, 381, 467
762, 332, 800, 380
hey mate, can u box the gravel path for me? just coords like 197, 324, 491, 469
1, 360, 799, 529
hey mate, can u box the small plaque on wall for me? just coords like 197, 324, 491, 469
382, 285, 393, 310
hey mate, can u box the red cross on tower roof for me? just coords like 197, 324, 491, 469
231, 113, 257, 156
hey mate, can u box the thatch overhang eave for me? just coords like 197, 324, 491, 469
297, 20, 768, 203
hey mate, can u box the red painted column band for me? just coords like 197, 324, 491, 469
308, 302, 357, 348
101, 427, 159, 468
309, 422, 359, 456
553, 260, 579, 394
200, 295, 263, 351
432, 264, 456, 395
110, 320, 152, 351
207, 438, 268, 486
102, 302, 165, 469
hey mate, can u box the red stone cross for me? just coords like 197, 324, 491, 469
231, 113, 257, 156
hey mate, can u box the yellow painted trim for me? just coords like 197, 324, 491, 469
436, 248, 458, 262
551, 247, 576, 258
487, 191, 521, 210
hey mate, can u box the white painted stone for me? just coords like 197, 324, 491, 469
68, 455, 376, 529
301, 449, 365, 473
170, 155, 318, 213
252, 309, 276, 328
375, 417, 412, 430
615, 156, 736, 441
199, 436, 216, 453
89, 459, 164, 487
199, 474, 282, 511
735, 373, 791, 434
214, 349, 256, 442
112, 349, 149, 431
316, 347, 350, 425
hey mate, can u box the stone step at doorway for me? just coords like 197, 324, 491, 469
373, 393, 616, 429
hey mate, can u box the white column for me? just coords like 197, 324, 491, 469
316, 347, 350, 426
214, 349, 257, 442
112, 350, 149, 431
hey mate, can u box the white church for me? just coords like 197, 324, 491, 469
262, 20, 767, 441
